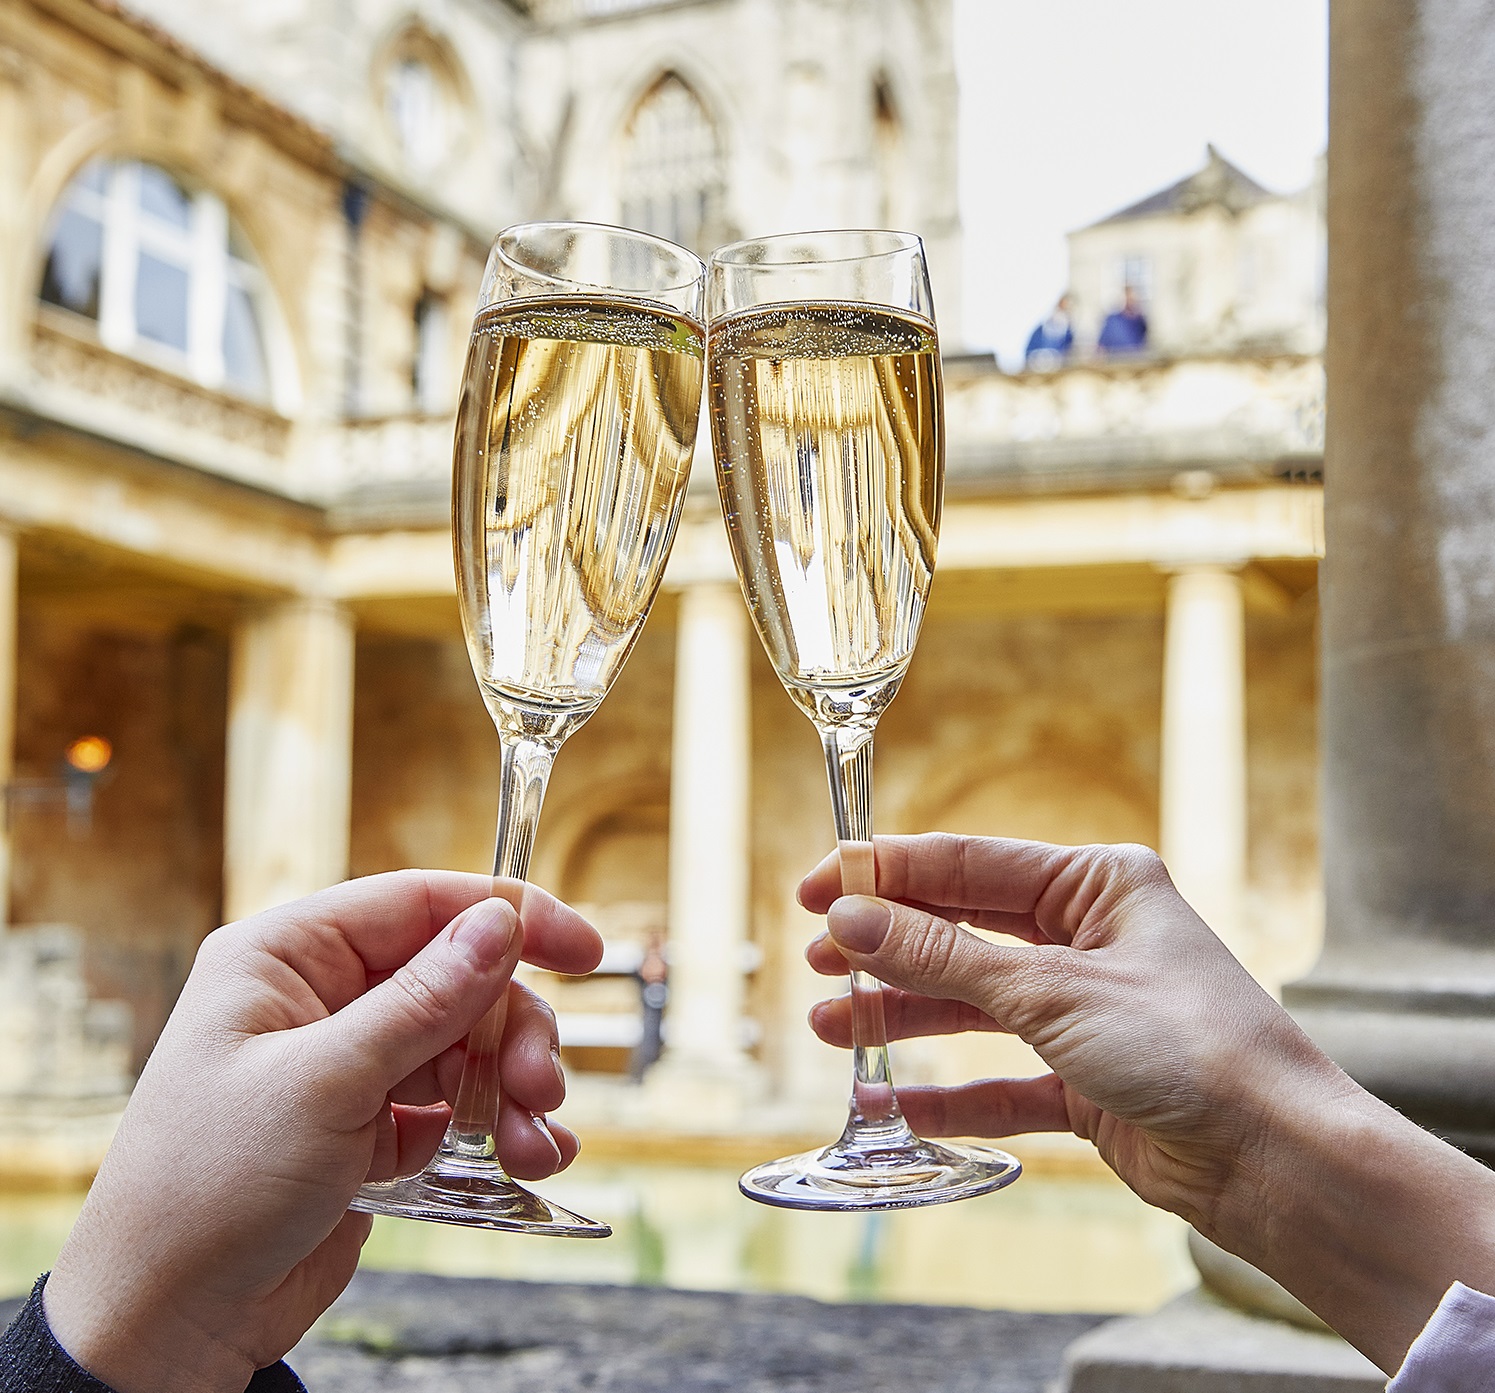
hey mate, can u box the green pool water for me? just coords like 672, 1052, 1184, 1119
0, 1156, 1193, 1314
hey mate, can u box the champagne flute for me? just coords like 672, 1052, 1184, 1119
352, 222, 706, 1235
707, 230, 1021, 1210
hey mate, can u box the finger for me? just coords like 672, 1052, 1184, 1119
492, 879, 604, 977
897, 1074, 1073, 1139
244, 870, 507, 1007
824, 895, 1086, 1039
809, 989, 1008, 1047
388, 1043, 467, 1107
498, 983, 565, 1116
306, 897, 522, 1116
364, 1102, 452, 1183
800, 834, 1131, 944
234, 871, 602, 1015
495, 1098, 565, 1181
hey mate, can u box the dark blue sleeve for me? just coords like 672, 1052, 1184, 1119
0, 1277, 306, 1393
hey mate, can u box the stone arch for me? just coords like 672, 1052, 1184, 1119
900, 756, 1157, 850
22, 127, 303, 412
530, 774, 671, 940
614, 68, 728, 255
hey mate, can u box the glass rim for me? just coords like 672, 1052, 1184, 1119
493, 220, 706, 295
709, 228, 923, 269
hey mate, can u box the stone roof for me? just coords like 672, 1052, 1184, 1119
1091, 145, 1273, 226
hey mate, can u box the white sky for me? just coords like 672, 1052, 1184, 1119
953, 0, 1328, 365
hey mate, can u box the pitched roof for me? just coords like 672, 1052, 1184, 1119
1091, 145, 1273, 226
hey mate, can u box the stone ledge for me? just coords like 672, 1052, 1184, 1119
285, 1269, 1107, 1392
1060, 1289, 1384, 1393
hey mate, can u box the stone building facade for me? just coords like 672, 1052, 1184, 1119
0, 0, 1323, 1152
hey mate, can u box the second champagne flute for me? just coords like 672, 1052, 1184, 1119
352, 221, 706, 1235
707, 229, 1021, 1210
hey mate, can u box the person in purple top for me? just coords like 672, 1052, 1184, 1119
1096, 285, 1148, 353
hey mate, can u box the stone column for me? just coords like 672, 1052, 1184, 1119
0, 527, 17, 925
1283, 0, 1495, 1163
1159, 566, 1249, 966
223, 599, 355, 922
663, 582, 752, 1083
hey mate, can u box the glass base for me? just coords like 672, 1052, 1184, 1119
739, 1126, 1021, 1212
350, 1147, 611, 1237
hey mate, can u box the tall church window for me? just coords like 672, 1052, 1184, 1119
40, 159, 271, 400
386, 57, 449, 175
618, 73, 725, 255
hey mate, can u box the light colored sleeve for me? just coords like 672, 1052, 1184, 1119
1389, 1282, 1495, 1391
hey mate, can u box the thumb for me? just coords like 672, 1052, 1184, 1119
308, 897, 522, 1112
826, 895, 1078, 1038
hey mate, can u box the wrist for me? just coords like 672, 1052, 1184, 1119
1210, 1072, 1495, 1372
44, 1253, 254, 1393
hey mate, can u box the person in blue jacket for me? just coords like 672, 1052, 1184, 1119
1024, 294, 1075, 369
1096, 285, 1148, 353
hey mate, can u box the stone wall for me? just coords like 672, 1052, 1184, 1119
9, 605, 228, 1071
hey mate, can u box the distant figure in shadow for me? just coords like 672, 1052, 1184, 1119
1096, 285, 1148, 354
630, 930, 669, 1083
1024, 294, 1075, 370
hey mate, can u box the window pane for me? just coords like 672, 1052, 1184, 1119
40, 208, 103, 319
223, 283, 268, 398
138, 165, 192, 229
387, 59, 448, 173
412, 293, 449, 411
74, 160, 110, 196
619, 74, 724, 254
134, 252, 190, 351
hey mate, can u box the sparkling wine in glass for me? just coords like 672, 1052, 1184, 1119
707, 230, 1021, 1210
351, 222, 706, 1235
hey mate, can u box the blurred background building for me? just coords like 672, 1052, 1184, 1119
0, 0, 1322, 1308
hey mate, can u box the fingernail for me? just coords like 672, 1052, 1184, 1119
805, 931, 829, 960
531, 1111, 562, 1162
449, 898, 517, 970
551, 1046, 565, 1091
827, 896, 890, 954
795, 882, 808, 908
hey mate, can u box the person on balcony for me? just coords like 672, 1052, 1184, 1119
1023, 294, 1075, 369
1096, 285, 1149, 354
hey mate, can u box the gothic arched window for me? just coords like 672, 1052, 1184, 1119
618, 73, 725, 255
39, 159, 271, 400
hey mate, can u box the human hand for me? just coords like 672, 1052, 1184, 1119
44, 871, 602, 1393
801, 835, 1495, 1370
802, 834, 1340, 1234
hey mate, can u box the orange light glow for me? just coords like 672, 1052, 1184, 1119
65, 736, 112, 774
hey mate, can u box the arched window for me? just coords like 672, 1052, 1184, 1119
386, 56, 449, 174
39, 159, 270, 401
618, 73, 725, 255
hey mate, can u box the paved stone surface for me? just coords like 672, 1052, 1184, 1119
285, 1270, 1107, 1392
2, 1272, 1106, 1390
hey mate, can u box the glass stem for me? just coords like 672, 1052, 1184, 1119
447, 733, 557, 1159
820, 725, 909, 1137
